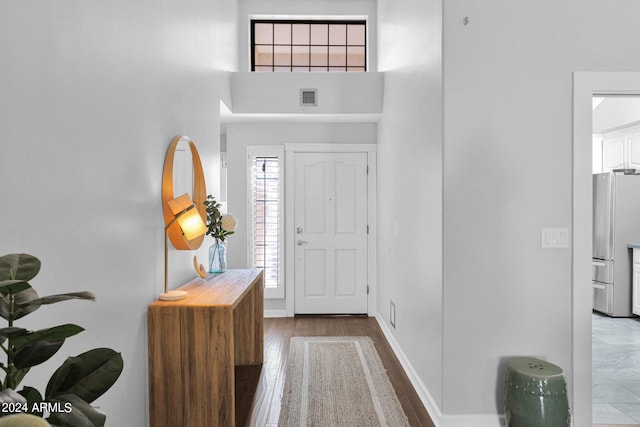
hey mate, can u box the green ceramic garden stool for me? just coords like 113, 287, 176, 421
504, 358, 570, 427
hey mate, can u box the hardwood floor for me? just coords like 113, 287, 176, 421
236, 315, 435, 427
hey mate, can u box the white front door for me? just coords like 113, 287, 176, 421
293, 152, 368, 314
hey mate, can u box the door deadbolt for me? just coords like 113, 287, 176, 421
297, 227, 303, 234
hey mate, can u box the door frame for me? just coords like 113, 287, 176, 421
284, 143, 377, 317
572, 72, 640, 426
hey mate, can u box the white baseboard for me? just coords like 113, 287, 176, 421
374, 313, 505, 427
374, 312, 443, 426
264, 309, 287, 318
441, 414, 505, 427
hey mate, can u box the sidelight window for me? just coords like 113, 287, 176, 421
248, 146, 284, 298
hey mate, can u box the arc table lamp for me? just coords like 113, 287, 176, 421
160, 135, 208, 301
161, 194, 206, 300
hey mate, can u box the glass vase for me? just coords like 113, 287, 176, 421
209, 239, 226, 273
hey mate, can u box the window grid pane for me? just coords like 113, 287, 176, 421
273, 24, 291, 44
254, 45, 273, 66
251, 20, 366, 72
310, 24, 328, 46
254, 23, 273, 45
253, 157, 280, 289
292, 24, 310, 45
329, 24, 346, 45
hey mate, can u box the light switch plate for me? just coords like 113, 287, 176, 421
541, 228, 569, 248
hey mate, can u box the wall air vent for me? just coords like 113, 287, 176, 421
300, 89, 318, 107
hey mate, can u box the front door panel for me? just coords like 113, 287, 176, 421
294, 152, 368, 314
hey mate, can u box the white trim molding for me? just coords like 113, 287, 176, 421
374, 313, 442, 426
284, 143, 377, 153
375, 313, 506, 427
441, 414, 505, 427
285, 148, 295, 316
264, 309, 287, 318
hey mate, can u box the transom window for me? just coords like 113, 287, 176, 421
251, 20, 367, 72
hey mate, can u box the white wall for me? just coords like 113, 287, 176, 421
442, 0, 640, 423
238, 0, 377, 72
225, 122, 377, 312
0, 1, 237, 425
231, 72, 383, 115
593, 97, 640, 133
377, 0, 444, 418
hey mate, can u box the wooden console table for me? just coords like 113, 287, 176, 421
147, 269, 264, 427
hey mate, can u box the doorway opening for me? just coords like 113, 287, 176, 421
573, 72, 640, 427
591, 95, 640, 424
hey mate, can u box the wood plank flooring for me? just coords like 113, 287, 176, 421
235, 315, 435, 427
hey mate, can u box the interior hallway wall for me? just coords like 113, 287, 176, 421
377, 0, 444, 415
442, 1, 640, 423
0, 0, 237, 425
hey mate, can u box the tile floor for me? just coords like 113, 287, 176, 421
593, 312, 640, 424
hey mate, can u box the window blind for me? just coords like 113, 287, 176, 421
252, 157, 280, 289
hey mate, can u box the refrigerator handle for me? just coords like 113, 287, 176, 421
592, 261, 606, 267
593, 283, 606, 290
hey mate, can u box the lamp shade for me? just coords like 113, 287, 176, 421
167, 193, 206, 241
167, 193, 195, 215
177, 208, 207, 241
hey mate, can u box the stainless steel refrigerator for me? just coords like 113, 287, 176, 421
593, 172, 640, 317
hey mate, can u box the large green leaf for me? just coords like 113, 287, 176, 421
0, 254, 41, 281
46, 349, 123, 404
14, 339, 65, 370
47, 393, 106, 427
0, 280, 32, 295
18, 386, 43, 417
11, 325, 84, 353
20, 292, 96, 308
0, 288, 40, 321
46, 359, 81, 404
0, 326, 27, 348
8, 367, 31, 391
3, 291, 96, 323
0, 327, 28, 339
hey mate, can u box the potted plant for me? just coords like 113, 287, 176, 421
204, 195, 237, 273
0, 253, 123, 427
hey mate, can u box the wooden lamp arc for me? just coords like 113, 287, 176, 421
162, 135, 207, 250
161, 135, 207, 301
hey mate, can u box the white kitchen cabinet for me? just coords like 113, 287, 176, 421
603, 133, 626, 171
627, 129, 640, 170
602, 125, 640, 172
633, 248, 640, 316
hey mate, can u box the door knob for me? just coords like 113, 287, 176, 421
297, 240, 308, 246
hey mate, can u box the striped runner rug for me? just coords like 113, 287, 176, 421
278, 336, 410, 427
